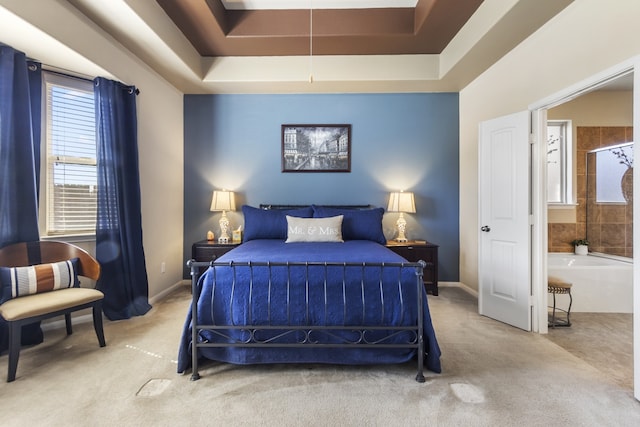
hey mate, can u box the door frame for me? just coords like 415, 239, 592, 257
529, 56, 639, 399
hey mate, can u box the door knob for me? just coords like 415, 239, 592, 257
481, 225, 491, 232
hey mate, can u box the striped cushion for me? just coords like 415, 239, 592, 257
0, 258, 80, 304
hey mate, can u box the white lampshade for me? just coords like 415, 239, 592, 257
210, 190, 236, 212
387, 191, 416, 213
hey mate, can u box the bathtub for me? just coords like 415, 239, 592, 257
548, 253, 633, 313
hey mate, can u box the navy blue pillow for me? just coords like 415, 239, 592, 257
242, 205, 314, 242
312, 206, 386, 245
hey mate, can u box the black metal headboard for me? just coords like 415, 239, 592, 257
259, 204, 373, 210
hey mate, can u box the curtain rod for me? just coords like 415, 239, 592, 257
40, 63, 140, 95
40, 63, 94, 82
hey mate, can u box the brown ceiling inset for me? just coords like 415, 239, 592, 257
156, 0, 484, 57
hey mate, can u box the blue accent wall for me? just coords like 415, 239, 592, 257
184, 93, 459, 281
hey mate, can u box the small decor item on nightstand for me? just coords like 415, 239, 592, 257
571, 238, 589, 255
206, 230, 214, 241
232, 226, 243, 243
210, 190, 236, 243
387, 191, 416, 242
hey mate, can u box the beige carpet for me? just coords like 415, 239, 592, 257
545, 312, 633, 390
1, 285, 639, 427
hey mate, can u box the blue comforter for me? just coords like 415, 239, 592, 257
177, 240, 441, 373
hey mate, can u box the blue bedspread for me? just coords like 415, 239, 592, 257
177, 240, 441, 373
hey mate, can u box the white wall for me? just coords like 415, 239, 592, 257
549, 90, 633, 125
459, 0, 640, 291
0, 0, 184, 299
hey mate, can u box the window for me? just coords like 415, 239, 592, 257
547, 120, 573, 205
41, 72, 97, 236
594, 142, 634, 203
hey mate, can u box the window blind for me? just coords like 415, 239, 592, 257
44, 73, 97, 235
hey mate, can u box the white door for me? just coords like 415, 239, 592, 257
478, 111, 531, 331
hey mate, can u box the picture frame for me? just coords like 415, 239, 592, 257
281, 124, 351, 172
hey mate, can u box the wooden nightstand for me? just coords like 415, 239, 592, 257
191, 240, 241, 274
386, 240, 439, 296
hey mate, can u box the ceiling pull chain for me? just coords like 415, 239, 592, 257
309, 1, 313, 83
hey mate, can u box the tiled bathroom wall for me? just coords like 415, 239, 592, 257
548, 126, 633, 256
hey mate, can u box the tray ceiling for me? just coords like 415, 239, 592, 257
220, 1, 420, 9
156, 0, 483, 57
1, 0, 576, 93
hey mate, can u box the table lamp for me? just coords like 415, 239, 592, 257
387, 191, 416, 242
210, 190, 236, 243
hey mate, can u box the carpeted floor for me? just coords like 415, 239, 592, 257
545, 312, 633, 390
1, 284, 639, 427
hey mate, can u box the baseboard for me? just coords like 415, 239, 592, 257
42, 280, 477, 332
149, 280, 189, 305
439, 281, 478, 298
42, 280, 189, 332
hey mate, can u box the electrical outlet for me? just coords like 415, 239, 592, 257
161, 262, 166, 274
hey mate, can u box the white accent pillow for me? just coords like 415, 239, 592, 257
285, 215, 344, 243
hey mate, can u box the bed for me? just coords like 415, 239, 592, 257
177, 205, 441, 382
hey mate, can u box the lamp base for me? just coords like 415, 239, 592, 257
218, 211, 230, 244
395, 213, 408, 243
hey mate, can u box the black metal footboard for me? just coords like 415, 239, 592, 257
186, 259, 428, 382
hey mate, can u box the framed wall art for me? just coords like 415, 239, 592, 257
281, 124, 351, 172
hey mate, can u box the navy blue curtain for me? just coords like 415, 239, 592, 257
0, 46, 41, 247
0, 45, 43, 351
94, 77, 151, 320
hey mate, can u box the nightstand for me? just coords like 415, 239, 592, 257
191, 240, 241, 275
386, 240, 439, 296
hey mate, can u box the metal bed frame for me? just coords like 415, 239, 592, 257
186, 259, 429, 383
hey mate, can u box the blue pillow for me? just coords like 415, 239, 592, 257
312, 206, 386, 245
242, 205, 314, 242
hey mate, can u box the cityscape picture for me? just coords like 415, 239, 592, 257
281, 124, 351, 172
